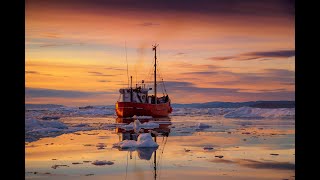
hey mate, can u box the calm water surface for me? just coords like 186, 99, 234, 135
25, 116, 295, 180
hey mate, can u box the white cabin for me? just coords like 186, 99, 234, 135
119, 88, 150, 103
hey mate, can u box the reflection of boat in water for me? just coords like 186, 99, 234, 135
114, 117, 171, 179
115, 44, 173, 118
115, 117, 171, 139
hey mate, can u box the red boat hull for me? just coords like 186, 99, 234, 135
115, 101, 172, 118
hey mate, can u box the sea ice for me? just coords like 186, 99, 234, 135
92, 160, 114, 166
197, 123, 212, 128
140, 122, 160, 129
203, 145, 214, 150
120, 120, 160, 131
96, 143, 107, 148
113, 133, 159, 149
136, 133, 159, 148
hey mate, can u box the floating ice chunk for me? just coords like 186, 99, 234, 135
197, 123, 212, 128
136, 133, 158, 148
96, 143, 107, 148
92, 160, 114, 166
100, 123, 127, 130
140, 122, 160, 129
113, 133, 159, 149
25, 118, 42, 131
215, 155, 224, 158
72, 162, 83, 165
51, 164, 69, 169
153, 121, 172, 125
134, 119, 141, 128
31, 127, 64, 133
71, 123, 88, 127
203, 145, 214, 150
113, 140, 137, 149
121, 122, 134, 130
120, 120, 160, 131
41, 116, 60, 120
40, 120, 68, 129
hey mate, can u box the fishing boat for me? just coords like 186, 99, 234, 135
115, 44, 173, 118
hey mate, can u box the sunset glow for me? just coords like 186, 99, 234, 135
26, 0, 294, 106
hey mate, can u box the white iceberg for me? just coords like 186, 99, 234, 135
113, 133, 159, 149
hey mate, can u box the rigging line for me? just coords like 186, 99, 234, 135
156, 65, 165, 95
156, 60, 164, 82
162, 78, 168, 95
157, 58, 168, 95
145, 57, 154, 87
157, 136, 167, 166
125, 41, 129, 88
159, 136, 167, 162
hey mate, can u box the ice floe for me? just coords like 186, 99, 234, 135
197, 123, 212, 128
92, 160, 114, 166
120, 120, 160, 131
25, 105, 294, 141
203, 145, 214, 150
113, 133, 159, 149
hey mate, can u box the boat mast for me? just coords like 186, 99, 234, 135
130, 76, 133, 102
154, 135, 157, 180
152, 44, 159, 104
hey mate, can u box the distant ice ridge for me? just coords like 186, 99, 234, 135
113, 133, 159, 148
223, 107, 295, 119
172, 107, 294, 119
172, 108, 235, 116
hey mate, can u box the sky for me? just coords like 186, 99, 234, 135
25, 0, 295, 106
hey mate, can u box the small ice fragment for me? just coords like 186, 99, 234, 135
41, 116, 60, 120
72, 162, 83, 165
96, 143, 106, 148
92, 160, 114, 166
242, 132, 251, 134
51, 164, 69, 169
112, 133, 158, 148
215, 155, 224, 158
203, 145, 214, 150
83, 144, 94, 146
197, 123, 212, 128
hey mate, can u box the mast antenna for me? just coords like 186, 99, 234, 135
125, 41, 129, 88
